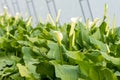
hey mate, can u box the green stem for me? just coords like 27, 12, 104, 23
69, 35, 73, 51
59, 45, 63, 64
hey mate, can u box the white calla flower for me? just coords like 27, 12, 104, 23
88, 18, 99, 28
4, 6, 8, 10
3, 6, 8, 15
16, 12, 19, 16
69, 17, 79, 37
78, 17, 82, 22
71, 17, 79, 23
54, 31, 63, 45
26, 17, 32, 27
88, 21, 93, 28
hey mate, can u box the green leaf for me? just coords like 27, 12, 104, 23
54, 64, 79, 80
79, 61, 117, 80
115, 27, 120, 38
89, 66, 103, 80
76, 22, 90, 48
47, 41, 61, 60
99, 21, 107, 42
16, 63, 31, 78
30, 29, 41, 37
85, 51, 104, 64
36, 61, 55, 79
101, 52, 120, 66
9, 73, 25, 80
22, 47, 39, 79
17, 40, 33, 46
79, 61, 93, 77
102, 68, 117, 80
91, 28, 101, 40
99, 21, 107, 35
65, 51, 85, 61
90, 37, 107, 52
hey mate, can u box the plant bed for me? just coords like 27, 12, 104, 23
0, 6, 120, 80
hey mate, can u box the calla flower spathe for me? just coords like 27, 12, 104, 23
71, 17, 79, 23
4, 6, 8, 10
69, 17, 78, 37
88, 18, 99, 29
54, 31, 63, 45
88, 21, 93, 28
78, 17, 82, 22
16, 12, 20, 16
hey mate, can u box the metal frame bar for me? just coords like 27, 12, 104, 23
12, 0, 20, 13
31, 0, 38, 22
87, 0, 93, 21
45, 0, 60, 24
45, 0, 54, 18
26, 0, 38, 23
26, 0, 32, 16
45, 0, 57, 16
52, 0, 57, 16
1, 0, 10, 12
79, 0, 86, 22
3, 0, 9, 8
79, 0, 94, 22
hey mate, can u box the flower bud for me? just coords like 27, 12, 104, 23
54, 31, 63, 45
69, 17, 78, 37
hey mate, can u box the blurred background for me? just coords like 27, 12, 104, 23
0, 0, 119, 26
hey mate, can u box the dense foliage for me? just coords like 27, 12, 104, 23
0, 7, 120, 80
